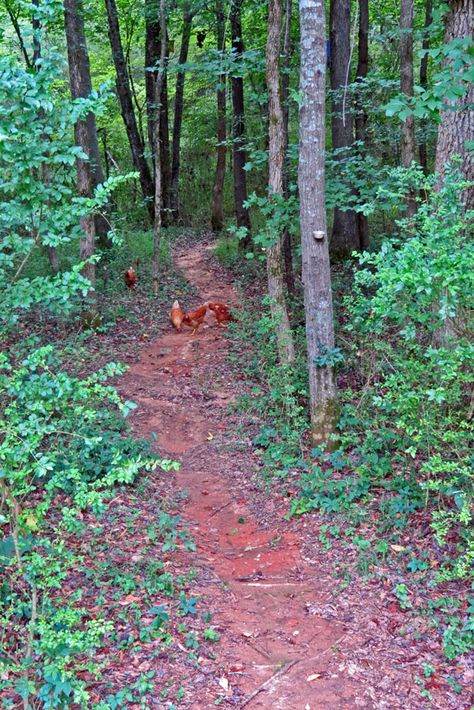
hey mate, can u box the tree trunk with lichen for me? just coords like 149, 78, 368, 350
299, 0, 338, 445
266, 0, 295, 365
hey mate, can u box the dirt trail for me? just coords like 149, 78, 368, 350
120, 242, 370, 709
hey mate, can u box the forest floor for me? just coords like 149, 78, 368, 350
110, 237, 472, 710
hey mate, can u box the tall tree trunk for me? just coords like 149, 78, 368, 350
329, 0, 360, 258
6, 0, 33, 68
160, 72, 171, 220
281, 0, 295, 293
211, 0, 227, 232
170, 4, 193, 220
299, 0, 338, 445
30, 0, 59, 273
145, 0, 160, 158
64, 0, 111, 247
266, 0, 295, 365
105, 0, 154, 219
230, 0, 251, 244
145, 1, 171, 220
152, 0, 167, 295
434, 0, 473, 211
419, 0, 432, 174
400, 0, 417, 216
63, 0, 96, 290
354, 0, 369, 249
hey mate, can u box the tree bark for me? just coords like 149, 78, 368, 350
354, 0, 369, 249
152, 0, 167, 295
76, 119, 96, 291
63, 0, 96, 290
105, 0, 154, 219
299, 0, 338, 445
211, 0, 227, 232
266, 0, 295, 365
434, 0, 473, 212
329, 0, 360, 258
160, 71, 171, 220
281, 0, 295, 293
400, 0, 417, 216
230, 0, 251, 244
419, 0, 432, 174
170, 3, 193, 220
64, 0, 111, 247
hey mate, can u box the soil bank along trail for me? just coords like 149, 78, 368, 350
120, 241, 370, 709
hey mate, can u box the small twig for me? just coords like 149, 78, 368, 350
239, 659, 299, 708
239, 633, 348, 708
208, 499, 232, 518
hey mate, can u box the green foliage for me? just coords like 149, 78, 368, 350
385, 37, 474, 120
0, 4, 181, 705
343, 170, 473, 568
213, 237, 240, 266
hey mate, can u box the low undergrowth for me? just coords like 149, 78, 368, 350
228, 172, 474, 664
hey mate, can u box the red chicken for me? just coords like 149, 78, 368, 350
208, 302, 238, 326
183, 303, 208, 335
124, 266, 137, 289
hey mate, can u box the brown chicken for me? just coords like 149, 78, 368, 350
124, 266, 137, 288
183, 303, 208, 335
208, 302, 237, 326
170, 300, 185, 332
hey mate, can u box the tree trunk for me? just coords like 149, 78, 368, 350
329, 0, 360, 258
76, 119, 96, 291
299, 0, 338, 445
170, 4, 193, 220
281, 0, 295, 293
30, 0, 59, 273
145, 0, 160, 158
419, 0, 432, 174
6, 0, 33, 68
105, 0, 154, 219
266, 0, 295, 365
152, 0, 167, 295
63, 0, 96, 290
211, 0, 227, 232
64, 0, 111, 247
354, 0, 369, 249
230, 0, 251, 244
160, 71, 171, 220
434, 0, 473, 212
400, 0, 417, 216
